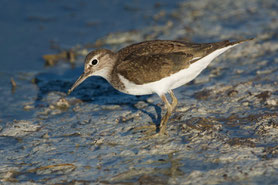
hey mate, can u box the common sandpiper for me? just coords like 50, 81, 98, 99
68, 39, 252, 136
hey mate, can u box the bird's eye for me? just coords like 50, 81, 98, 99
91, 59, 98, 65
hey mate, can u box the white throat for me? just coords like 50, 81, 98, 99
91, 67, 112, 81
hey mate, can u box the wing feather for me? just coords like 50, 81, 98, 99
116, 52, 193, 84
115, 39, 251, 85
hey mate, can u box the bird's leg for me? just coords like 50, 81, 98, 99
159, 90, 178, 135
169, 90, 178, 110
159, 94, 173, 135
137, 91, 178, 139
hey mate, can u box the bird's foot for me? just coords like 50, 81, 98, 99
132, 123, 157, 135
136, 123, 168, 140
139, 130, 168, 140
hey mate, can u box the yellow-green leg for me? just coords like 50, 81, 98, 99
159, 90, 178, 135
169, 90, 178, 110
138, 90, 178, 139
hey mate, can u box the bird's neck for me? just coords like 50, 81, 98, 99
95, 66, 113, 82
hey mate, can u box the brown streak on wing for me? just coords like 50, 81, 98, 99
116, 52, 193, 85
117, 39, 251, 61
116, 39, 252, 85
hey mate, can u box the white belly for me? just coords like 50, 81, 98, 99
118, 45, 237, 96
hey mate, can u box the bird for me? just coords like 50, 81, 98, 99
68, 39, 252, 136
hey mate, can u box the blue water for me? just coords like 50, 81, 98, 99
0, 0, 183, 123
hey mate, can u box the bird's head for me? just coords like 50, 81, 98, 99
68, 49, 116, 94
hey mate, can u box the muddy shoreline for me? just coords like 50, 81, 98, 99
1, 0, 278, 184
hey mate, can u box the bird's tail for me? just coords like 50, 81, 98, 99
223, 38, 254, 47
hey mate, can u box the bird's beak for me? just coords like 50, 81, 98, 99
68, 72, 90, 95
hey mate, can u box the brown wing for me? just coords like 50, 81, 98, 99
117, 39, 250, 61
116, 52, 194, 85
116, 39, 251, 84
118, 40, 224, 61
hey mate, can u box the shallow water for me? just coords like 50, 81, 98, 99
0, 0, 278, 184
